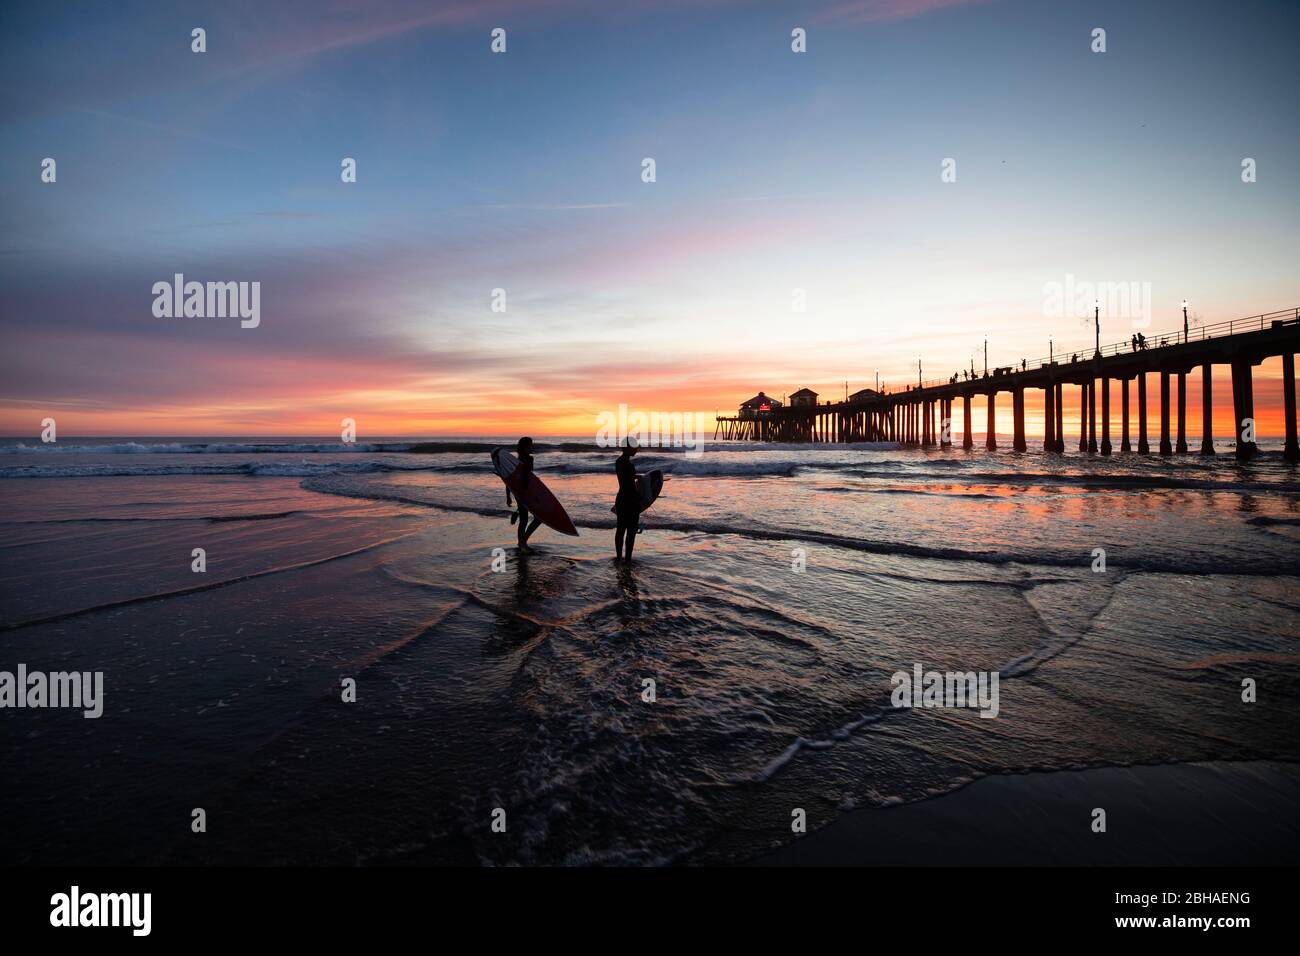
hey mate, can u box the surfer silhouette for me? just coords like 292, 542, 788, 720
507, 436, 543, 551
614, 440, 640, 561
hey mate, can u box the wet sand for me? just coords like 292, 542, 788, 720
757, 760, 1300, 865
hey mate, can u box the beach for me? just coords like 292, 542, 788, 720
1, 438, 1298, 866
760, 761, 1300, 865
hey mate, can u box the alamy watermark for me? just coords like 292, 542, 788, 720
891, 663, 999, 718
1, 665, 103, 718
1042, 273, 1151, 328
596, 404, 708, 458
152, 273, 260, 328
50, 886, 150, 936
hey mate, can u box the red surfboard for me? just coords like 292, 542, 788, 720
491, 447, 579, 537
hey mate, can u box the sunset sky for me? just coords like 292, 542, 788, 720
2, 0, 1297, 437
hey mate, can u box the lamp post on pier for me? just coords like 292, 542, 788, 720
1093, 298, 1101, 358
1183, 299, 1189, 343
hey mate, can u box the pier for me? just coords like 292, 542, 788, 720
714, 307, 1300, 461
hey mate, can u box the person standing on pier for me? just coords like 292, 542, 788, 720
508, 436, 543, 551
614, 440, 641, 562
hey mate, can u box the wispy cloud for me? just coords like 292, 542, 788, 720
218, 0, 618, 75
480, 202, 624, 211
817, 0, 994, 25
75, 108, 253, 153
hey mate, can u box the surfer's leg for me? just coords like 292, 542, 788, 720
616, 512, 636, 561
516, 504, 530, 547
615, 521, 626, 559
523, 516, 542, 543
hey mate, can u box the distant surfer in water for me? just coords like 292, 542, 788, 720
614, 440, 640, 561
508, 436, 543, 551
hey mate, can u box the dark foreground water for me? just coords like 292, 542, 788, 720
1, 437, 1297, 864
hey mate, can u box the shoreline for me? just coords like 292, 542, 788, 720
753, 760, 1300, 866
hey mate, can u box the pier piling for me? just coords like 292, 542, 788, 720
1101, 377, 1112, 455
1054, 382, 1064, 452
1087, 380, 1097, 454
1078, 385, 1087, 452
1160, 371, 1173, 456
1176, 372, 1188, 453
1231, 360, 1257, 461
1120, 377, 1131, 453
1138, 373, 1150, 454
1042, 383, 1055, 452
986, 393, 997, 450
1284, 352, 1299, 462
1013, 387, 1026, 452
1200, 363, 1214, 455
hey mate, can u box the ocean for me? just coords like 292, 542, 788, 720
1, 436, 1298, 865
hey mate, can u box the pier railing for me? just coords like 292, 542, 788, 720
1018, 307, 1300, 371
832, 307, 1300, 400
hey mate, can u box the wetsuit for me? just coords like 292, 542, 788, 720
614, 454, 639, 559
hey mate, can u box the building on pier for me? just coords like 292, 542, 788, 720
738, 391, 781, 419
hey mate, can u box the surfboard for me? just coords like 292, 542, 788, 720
636, 470, 665, 513
491, 448, 579, 537
611, 469, 665, 515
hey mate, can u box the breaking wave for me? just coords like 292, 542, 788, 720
0, 441, 414, 455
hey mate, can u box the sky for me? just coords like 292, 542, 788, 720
1, 0, 1297, 437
